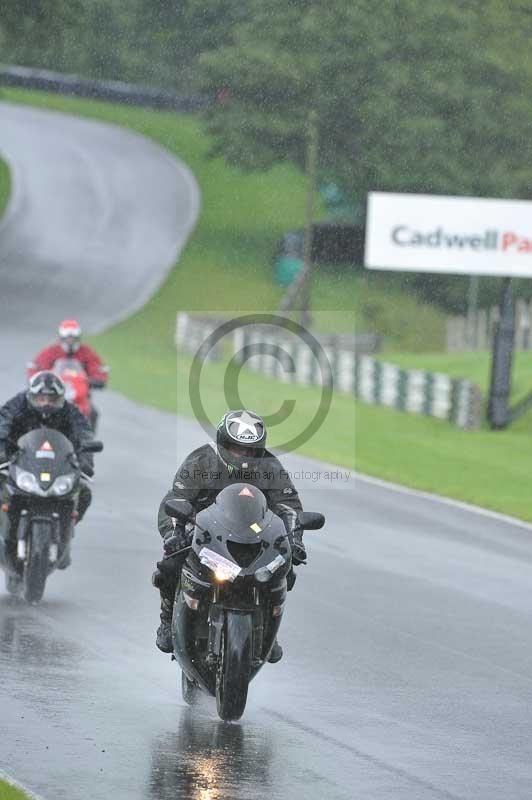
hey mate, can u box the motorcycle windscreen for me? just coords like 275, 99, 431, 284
52, 358, 87, 377
16, 428, 75, 486
197, 503, 285, 545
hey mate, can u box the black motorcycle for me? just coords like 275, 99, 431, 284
164, 483, 324, 721
0, 427, 103, 604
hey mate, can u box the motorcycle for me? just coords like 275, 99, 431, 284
164, 483, 324, 721
52, 358, 105, 432
0, 427, 103, 604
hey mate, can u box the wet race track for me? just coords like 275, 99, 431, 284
2, 102, 532, 800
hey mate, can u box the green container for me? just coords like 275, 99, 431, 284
275, 256, 303, 287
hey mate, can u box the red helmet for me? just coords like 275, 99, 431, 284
58, 319, 82, 355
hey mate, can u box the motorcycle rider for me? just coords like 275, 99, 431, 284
154, 409, 307, 661
27, 319, 109, 386
0, 372, 96, 558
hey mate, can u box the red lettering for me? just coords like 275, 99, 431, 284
502, 232, 518, 250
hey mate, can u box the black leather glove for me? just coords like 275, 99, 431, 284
79, 457, 94, 478
289, 531, 307, 565
89, 378, 106, 390
163, 528, 187, 556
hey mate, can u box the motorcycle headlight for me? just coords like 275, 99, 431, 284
15, 469, 41, 494
214, 567, 233, 583
199, 548, 241, 583
52, 473, 76, 496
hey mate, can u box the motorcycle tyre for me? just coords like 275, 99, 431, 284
216, 612, 252, 722
23, 521, 51, 605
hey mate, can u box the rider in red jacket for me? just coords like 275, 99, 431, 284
27, 320, 109, 386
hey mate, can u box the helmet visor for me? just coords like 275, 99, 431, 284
29, 393, 64, 413
60, 335, 80, 353
226, 444, 263, 458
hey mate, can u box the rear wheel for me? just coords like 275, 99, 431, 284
181, 671, 200, 706
23, 521, 51, 605
216, 612, 252, 722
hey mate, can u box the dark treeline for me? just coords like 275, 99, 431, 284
2, 0, 532, 313
0, 1, 194, 90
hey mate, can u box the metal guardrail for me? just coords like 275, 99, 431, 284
176, 313, 482, 429
175, 313, 380, 357
0, 64, 212, 112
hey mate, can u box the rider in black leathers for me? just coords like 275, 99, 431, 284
154, 410, 307, 660
0, 372, 95, 538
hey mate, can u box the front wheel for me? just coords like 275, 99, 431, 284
216, 612, 252, 722
181, 671, 200, 706
5, 572, 22, 597
23, 521, 51, 605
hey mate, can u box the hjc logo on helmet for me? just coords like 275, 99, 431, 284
236, 431, 260, 442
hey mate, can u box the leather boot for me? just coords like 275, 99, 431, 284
156, 593, 174, 653
268, 637, 283, 663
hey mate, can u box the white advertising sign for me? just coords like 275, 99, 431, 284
365, 192, 532, 277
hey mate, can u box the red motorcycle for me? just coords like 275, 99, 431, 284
50, 358, 103, 431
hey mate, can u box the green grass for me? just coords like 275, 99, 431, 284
355, 400, 532, 521
3, 87, 532, 520
0, 779, 31, 800
0, 156, 11, 218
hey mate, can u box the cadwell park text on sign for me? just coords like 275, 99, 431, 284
365, 192, 532, 277
391, 227, 531, 253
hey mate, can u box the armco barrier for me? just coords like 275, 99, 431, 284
175, 313, 380, 357
0, 64, 211, 112
176, 313, 483, 430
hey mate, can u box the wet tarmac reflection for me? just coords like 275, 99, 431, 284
0, 597, 82, 708
149, 708, 275, 800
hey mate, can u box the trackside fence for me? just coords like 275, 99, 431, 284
176, 313, 483, 430
447, 299, 532, 351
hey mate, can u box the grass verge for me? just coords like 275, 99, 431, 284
0, 779, 31, 800
0, 156, 11, 218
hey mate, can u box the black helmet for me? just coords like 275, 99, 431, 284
27, 371, 66, 419
216, 410, 266, 469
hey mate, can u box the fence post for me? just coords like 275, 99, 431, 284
488, 278, 515, 429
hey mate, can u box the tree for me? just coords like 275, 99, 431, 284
197, 0, 532, 203
0, 0, 83, 69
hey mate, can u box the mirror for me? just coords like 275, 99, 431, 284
81, 440, 104, 453
165, 498, 194, 521
297, 511, 325, 530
